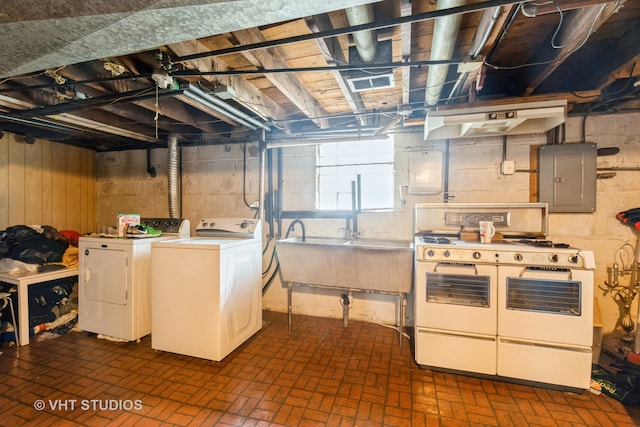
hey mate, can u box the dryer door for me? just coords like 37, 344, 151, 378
83, 248, 128, 305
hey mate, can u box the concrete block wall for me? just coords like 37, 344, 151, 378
95, 111, 640, 335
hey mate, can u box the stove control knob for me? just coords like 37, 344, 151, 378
549, 254, 559, 263
426, 249, 435, 258
472, 251, 481, 260
514, 253, 523, 262
568, 255, 579, 264
443, 250, 450, 258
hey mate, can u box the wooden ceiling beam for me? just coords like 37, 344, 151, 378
303, 14, 369, 124
227, 28, 329, 129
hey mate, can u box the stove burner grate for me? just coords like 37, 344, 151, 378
422, 236, 452, 244
515, 239, 570, 248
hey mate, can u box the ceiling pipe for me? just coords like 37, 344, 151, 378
447, 6, 502, 102
176, 0, 524, 63
182, 84, 270, 131
345, 5, 378, 64
425, 0, 467, 107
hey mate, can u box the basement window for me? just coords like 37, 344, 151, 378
316, 138, 394, 210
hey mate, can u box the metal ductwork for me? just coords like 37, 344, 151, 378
425, 0, 466, 106
343, 5, 395, 93
346, 5, 378, 63
167, 134, 181, 218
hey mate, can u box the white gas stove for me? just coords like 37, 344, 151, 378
414, 203, 595, 391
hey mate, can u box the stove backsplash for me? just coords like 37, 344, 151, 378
415, 203, 548, 237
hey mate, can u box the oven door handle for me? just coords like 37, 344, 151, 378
518, 267, 572, 280
434, 263, 478, 275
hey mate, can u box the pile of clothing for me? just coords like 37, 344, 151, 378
0, 225, 80, 342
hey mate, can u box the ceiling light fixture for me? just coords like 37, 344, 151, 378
45, 69, 66, 85
103, 61, 126, 76
151, 69, 174, 89
521, 2, 538, 18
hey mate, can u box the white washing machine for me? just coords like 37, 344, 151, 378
78, 218, 190, 341
151, 218, 262, 361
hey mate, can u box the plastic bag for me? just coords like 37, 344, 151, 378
591, 367, 640, 405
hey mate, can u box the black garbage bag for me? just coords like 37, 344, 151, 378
0, 237, 9, 258
0, 225, 68, 264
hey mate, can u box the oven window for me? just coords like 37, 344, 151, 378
506, 277, 581, 315
426, 273, 490, 307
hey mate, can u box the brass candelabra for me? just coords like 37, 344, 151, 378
602, 242, 640, 351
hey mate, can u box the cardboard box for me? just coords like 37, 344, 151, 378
459, 231, 503, 242
117, 213, 140, 237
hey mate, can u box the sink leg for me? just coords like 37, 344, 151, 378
398, 293, 404, 349
287, 285, 292, 333
341, 293, 350, 327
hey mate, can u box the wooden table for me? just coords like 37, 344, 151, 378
0, 267, 78, 346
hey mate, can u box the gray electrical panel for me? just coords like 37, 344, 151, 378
538, 144, 597, 213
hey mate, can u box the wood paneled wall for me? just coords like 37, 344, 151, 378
0, 132, 96, 233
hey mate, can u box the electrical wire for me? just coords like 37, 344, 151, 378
484, 0, 620, 71
261, 236, 281, 295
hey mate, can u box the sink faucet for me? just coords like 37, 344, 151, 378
337, 227, 359, 239
286, 219, 306, 242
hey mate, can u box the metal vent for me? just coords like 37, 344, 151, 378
346, 73, 395, 92
426, 272, 490, 307
343, 39, 395, 93
506, 275, 581, 315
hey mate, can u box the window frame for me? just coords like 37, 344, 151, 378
315, 137, 395, 212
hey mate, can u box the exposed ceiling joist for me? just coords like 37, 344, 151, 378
0, 0, 637, 150
304, 14, 369, 125
227, 28, 330, 129
524, 1, 625, 96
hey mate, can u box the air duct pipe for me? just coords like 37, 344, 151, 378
346, 5, 378, 63
425, 0, 466, 106
167, 134, 181, 218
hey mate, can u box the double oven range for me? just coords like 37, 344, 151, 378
414, 203, 595, 390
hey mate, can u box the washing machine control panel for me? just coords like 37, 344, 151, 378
140, 218, 190, 235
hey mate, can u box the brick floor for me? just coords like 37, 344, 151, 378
0, 311, 639, 426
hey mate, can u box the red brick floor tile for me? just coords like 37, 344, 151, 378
1, 311, 639, 426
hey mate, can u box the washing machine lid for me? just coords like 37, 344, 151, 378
195, 218, 261, 239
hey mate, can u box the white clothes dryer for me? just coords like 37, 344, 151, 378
78, 218, 190, 341
151, 218, 262, 361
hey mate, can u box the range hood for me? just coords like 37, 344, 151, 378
424, 100, 567, 140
